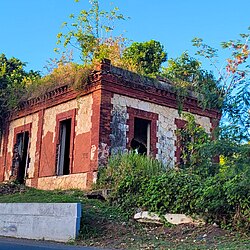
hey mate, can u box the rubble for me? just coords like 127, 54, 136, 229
134, 211, 204, 225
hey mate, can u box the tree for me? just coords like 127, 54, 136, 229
0, 54, 40, 133
56, 2, 168, 77
56, 0, 126, 65
192, 28, 250, 141
122, 40, 167, 76
162, 52, 221, 110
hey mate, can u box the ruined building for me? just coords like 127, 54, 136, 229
0, 60, 220, 190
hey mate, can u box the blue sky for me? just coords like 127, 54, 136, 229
1, 0, 249, 74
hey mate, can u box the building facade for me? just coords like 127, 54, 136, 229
0, 60, 221, 190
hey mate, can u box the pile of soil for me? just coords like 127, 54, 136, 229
0, 182, 26, 195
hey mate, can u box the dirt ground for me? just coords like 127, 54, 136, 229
78, 211, 249, 250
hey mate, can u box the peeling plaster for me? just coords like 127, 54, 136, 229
42, 95, 93, 143
0, 135, 4, 157
110, 106, 127, 154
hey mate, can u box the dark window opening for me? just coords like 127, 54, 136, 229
131, 118, 151, 155
13, 131, 29, 183
56, 119, 71, 175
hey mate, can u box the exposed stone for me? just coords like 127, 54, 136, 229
0, 183, 26, 195
164, 213, 202, 225
37, 173, 88, 190
134, 211, 204, 225
110, 106, 127, 154
134, 211, 163, 225
86, 189, 112, 200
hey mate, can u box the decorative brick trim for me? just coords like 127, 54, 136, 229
55, 109, 76, 175
210, 117, 220, 163
1, 125, 10, 181
13, 123, 32, 137
99, 90, 113, 147
11, 123, 32, 181
10, 74, 102, 121
127, 107, 158, 157
31, 110, 45, 187
101, 74, 221, 120
210, 117, 220, 138
90, 90, 102, 173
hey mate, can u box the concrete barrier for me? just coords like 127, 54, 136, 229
0, 203, 81, 242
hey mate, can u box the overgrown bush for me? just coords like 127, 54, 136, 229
97, 132, 249, 232
96, 152, 165, 211
139, 171, 202, 215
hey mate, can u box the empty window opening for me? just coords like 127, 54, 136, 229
12, 131, 29, 184
56, 119, 71, 175
131, 118, 151, 155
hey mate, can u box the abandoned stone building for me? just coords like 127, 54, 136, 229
0, 60, 221, 190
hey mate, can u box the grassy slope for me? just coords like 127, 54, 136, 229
0, 186, 249, 250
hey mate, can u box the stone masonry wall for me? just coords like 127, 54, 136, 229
111, 94, 211, 167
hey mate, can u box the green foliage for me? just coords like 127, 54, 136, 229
195, 174, 231, 224
56, 0, 126, 65
195, 167, 249, 231
0, 54, 40, 133
92, 36, 127, 66
0, 52, 94, 134
163, 52, 202, 85
97, 151, 165, 189
0, 186, 84, 203
107, 163, 249, 231
140, 171, 201, 215
122, 40, 167, 76
176, 113, 217, 176
192, 28, 250, 142
162, 52, 222, 110
98, 115, 249, 232
222, 85, 250, 142
96, 152, 165, 211
25, 62, 93, 100
1, 184, 248, 248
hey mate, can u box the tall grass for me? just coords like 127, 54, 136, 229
96, 151, 165, 189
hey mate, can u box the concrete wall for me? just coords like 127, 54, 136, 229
111, 94, 212, 167
0, 203, 81, 242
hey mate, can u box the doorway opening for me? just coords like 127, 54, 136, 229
15, 131, 29, 183
131, 117, 151, 155
56, 119, 71, 175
